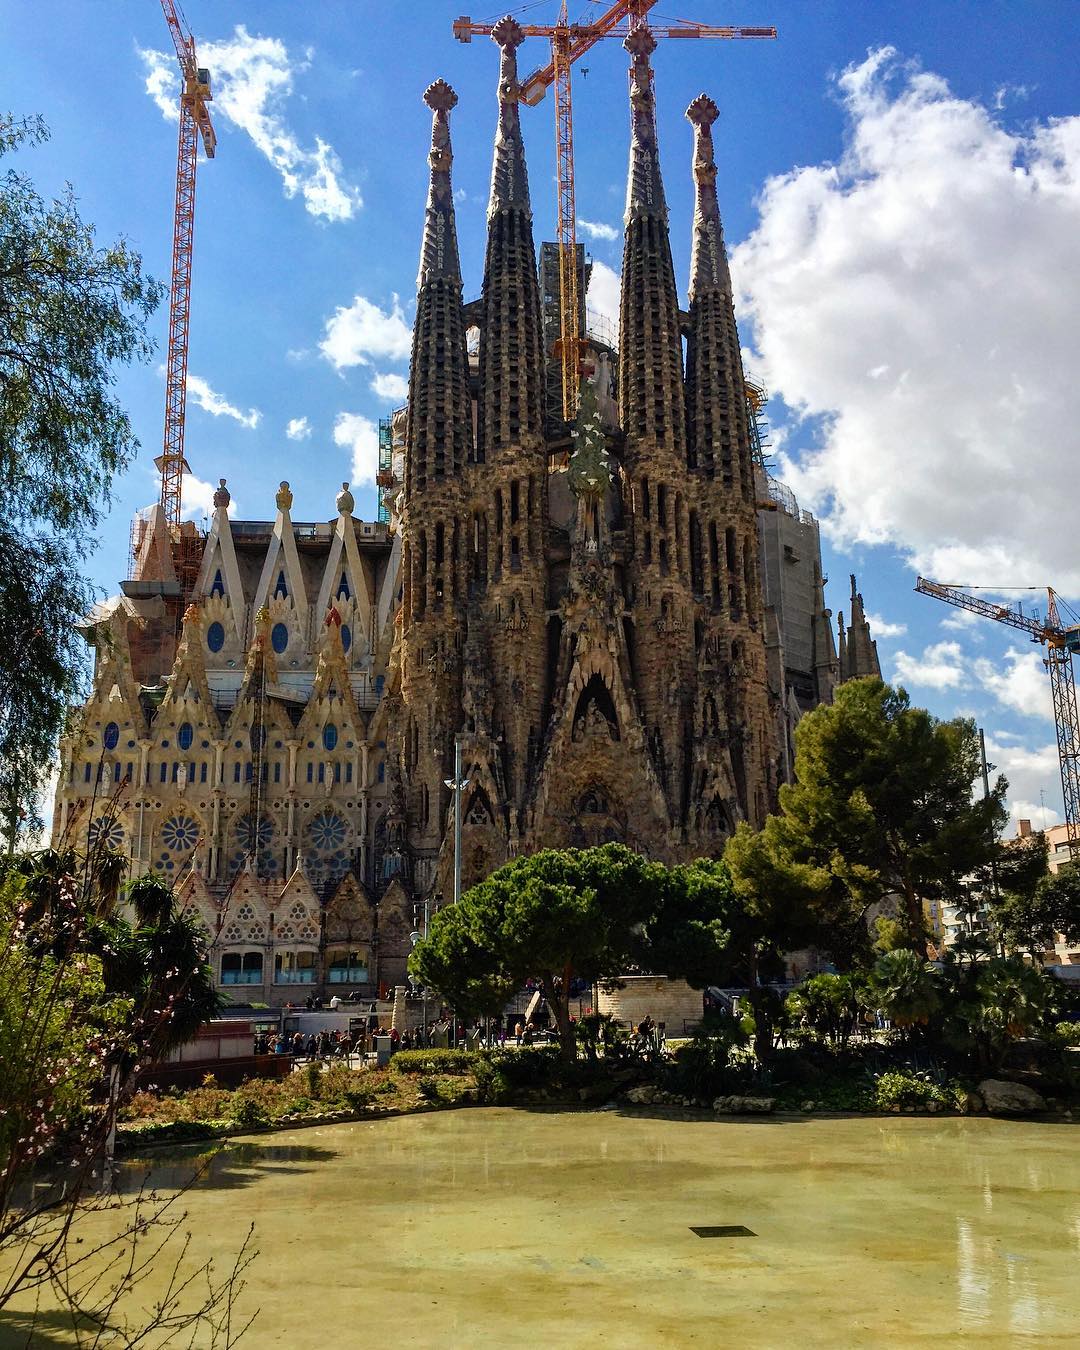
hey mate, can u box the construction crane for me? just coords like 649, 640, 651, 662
916, 577, 1080, 851
454, 3, 776, 420
157, 0, 216, 539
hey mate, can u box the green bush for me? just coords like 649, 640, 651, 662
663, 1035, 751, 1101
391, 1048, 477, 1076
874, 1070, 956, 1111
476, 1044, 562, 1087
231, 1098, 270, 1130
1051, 1021, 1080, 1047
417, 1076, 441, 1101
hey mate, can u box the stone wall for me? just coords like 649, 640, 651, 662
595, 976, 703, 1035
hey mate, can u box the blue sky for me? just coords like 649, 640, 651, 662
6, 0, 1080, 827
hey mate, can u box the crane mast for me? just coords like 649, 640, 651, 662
453, 4, 775, 420
916, 577, 1080, 850
157, 0, 215, 540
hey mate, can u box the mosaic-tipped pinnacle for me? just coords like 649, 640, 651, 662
624, 25, 657, 58
424, 79, 458, 114
491, 15, 525, 49
686, 94, 719, 128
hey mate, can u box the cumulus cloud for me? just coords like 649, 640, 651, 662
333, 412, 379, 486
578, 218, 618, 242
732, 47, 1080, 590
187, 374, 260, 429
985, 736, 1062, 834
182, 473, 237, 519
140, 27, 360, 221
586, 260, 620, 341
286, 416, 311, 441
370, 371, 409, 402
865, 612, 907, 639
892, 640, 965, 690
973, 646, 1053, 720
320, 294, 412, 371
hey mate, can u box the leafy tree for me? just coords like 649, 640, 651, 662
720, 823, 833, 1059
771, 678, 1007, 953
990, 860, 1080, 963
410, 844, 666, 1059
786, 972, 868, 1049
867, 948, 941, 1038
0, 114, 163, 843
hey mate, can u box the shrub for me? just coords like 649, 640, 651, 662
417, 1076, 441, 1102
304, 1061, 323, 1099
392, 1049, 477, 1076
230, 1097, 270, 1130
476, 1045, 562, 1087
1051, 1021, 1080, 1048
874, 1070, 956, 1111
663, 1034, 752, 1101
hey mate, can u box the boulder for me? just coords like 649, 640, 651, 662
712, 1095, 776, 1115
977, 1079, 1047, 1116
963, 1090, 985, 1115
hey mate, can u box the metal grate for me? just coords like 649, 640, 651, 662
689, 1226, 757, 1238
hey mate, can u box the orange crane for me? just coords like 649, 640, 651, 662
454, 3, 776, 420
156, 0, 216, 537
916, 577, 1080, 850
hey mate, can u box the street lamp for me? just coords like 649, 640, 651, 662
443, 734, 469, 1046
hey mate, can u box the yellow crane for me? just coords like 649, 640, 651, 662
916, 578, 1080, 851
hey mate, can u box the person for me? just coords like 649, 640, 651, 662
514, 1021, 524, 1046
305, 1033, 318, 1057
522, 1021, 535, 1046
292, 1031, 304, 1058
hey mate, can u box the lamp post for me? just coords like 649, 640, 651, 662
443, 734, 470, 1046
409, 891, 431, 1045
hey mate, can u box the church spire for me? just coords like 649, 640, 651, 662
487, 16, 530, 218
416, 79, 461, 289
476, 19, 545, 463
684, 93, 750, 489
406, 80, 471, 491
618, 28, 685, 459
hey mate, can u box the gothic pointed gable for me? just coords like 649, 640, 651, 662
314, 484, 374, 654
251, 481, 309, 624
192, 480, 245, 644
293, 609, 365, 747
160, 603, 216, 713
132, 503, 177, 587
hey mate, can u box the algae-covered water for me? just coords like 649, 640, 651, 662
4, 1109, 1078, 1348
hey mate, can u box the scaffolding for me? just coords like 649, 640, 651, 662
377, 416, 393, 524
744, 374, 774, 477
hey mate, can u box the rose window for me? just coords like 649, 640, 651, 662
87, 818, 124, 852
162, 815, 200, 852
228, 811, 277, 879
237, 903, 254, 922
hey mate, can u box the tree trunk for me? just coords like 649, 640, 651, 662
747, 948, 773, 1063
542, 969, 576, 1062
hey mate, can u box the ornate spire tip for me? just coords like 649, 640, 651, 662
686, 93, 719, 128
624, 25, 657, 58
491, 15, 525, 49
424, 79, 458, 113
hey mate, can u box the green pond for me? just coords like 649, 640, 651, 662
5, 1109, 1079, 1348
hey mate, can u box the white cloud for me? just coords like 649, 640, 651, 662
333, 412, 379, 486
732, 47, 1080, 591
286, 416, 311, 441
187, 374, 260, 429
320, 294, 412, 371
865, 612, 907, 639
578, 218, 618, 242
370, 371, 409, 402
984, 736, 1061, 834
140, 27, 360, 222
182, 473, 237, 520
892, 640, 965, 690
939, 606, 983, 634
585, 259, 620, 341
973, 646, 1053, 720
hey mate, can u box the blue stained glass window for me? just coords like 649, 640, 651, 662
338, 572, 351, 599
211, 569, 225, 597
374, 675, 385, 696
103, 722, 120, 750
178, 722, 194, 750
207, 621, 225, 653
271, 622, 289, 654
341, 624, 352, 653
274, 570, 288, 598
323, 724, 338, 752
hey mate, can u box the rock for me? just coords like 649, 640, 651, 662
978, 1079, 1048, 1116
963, 1090, 984, 1115
712, 1095, 776, 1115
801, 1100, 815, 1112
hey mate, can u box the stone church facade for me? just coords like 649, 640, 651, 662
53, 22, 788, 1003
